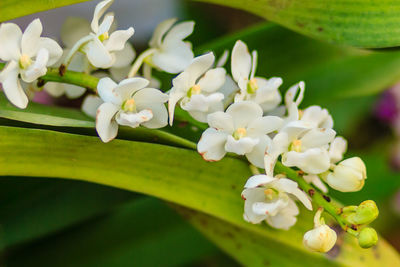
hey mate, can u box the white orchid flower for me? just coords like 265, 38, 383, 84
242, 174, 312, 229
197, 101, 283, 168
0, 19, 62, 108
146, 18, 194, 74
325, 157, 367, 192
95, 77, 168, 142
231, 40, 282, 113
65, 0, 134, 69
168, 52, 226, 124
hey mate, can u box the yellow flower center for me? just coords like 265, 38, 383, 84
19, 54, 32, 69
264, 188, 279, 200
233, 127, 247, 140
99, 32, 109, 42
291, 139, 302, 152
247, 78, 258, 94
187, 84, 201, 97
122, 98, 136, 112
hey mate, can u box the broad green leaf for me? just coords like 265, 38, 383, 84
0, 0, 90, 22
0, 125, 398, 266
6, 197, 220, 267
0, 177, 136, 249
0, 95, 196, 150
196, 0, 400, 48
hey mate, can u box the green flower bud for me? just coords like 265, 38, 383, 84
358, 227, 378, 249
347, 200, 379, 225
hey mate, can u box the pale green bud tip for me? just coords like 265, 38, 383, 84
358, 227, 378, 249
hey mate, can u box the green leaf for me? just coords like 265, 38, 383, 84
196, 0, 400, 48
6, 197, 220, 267
0, 0, 91, 22
0, 125, 398, 266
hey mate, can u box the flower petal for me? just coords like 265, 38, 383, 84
329, 136, 348, 164
264, 132, 290, 176
115, 77, 149, 100
44, 82, 65, 97
283, 148, 331, 174
137, 103, 168, 129
185, 52, 214, 85
226, 101, 263, 129
149, 18, 177, 48
163, 21, 194, 44
38, 38, 63, 66
97, 14, 114, 36
0, 61, 28, 109
302, 105, 333, 129
65, 84, 86, 99
96, 102, 119, 142
167, 87, 185, 126
197, 128, 228, 161
97, 77, 120, 104
91, 0, 114, 33
21, 48, 49, 82
116, 109, 153, 128
112, 42, 135, 68
247, 116, 283, 137
276, 178, 312, 210
21, 19, 42, 57
207, 111, 234, 133
253, 198, 288, 217
231, 40, 251, 82
245, 135, 271, 168
285, 81, 305, 107
105, 27, 134, 52
85, 38, 114, 68
244, 174, 276, 189
255, 77, 282, 112
301, 128, 336, 149
225, 135, 259, 155
242, 187, 268, 224
266, 199, 299, 230
196, 67, 226, 93
0, 23, 22, 61
151, 41, 194, 73
134, 88, 169, 104
82, 95, 103, 118
181, 93, 224, 113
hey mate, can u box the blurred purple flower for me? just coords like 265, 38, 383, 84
376, 83, 400, 136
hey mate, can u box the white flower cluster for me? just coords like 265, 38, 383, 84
0, 0, 372, 253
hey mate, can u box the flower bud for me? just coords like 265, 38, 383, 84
326, 157, 366, 192
358, 227, 378, 248
347, 200, 379, 225
303, 224, 337, 253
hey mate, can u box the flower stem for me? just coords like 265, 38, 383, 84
0, 63, 99, 92
274, 161, 359, 236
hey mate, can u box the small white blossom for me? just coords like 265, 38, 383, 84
0, 19, 62, 108
242, 174, 312, 229
325, 157, 367, 192
66, 0, 134, 69
231, 40, 282, 113
303, 208, 337, 253
95, 77, 168, 142
147, 18, 194, 73
168, 52, 226, 124
197, 101, 282, 168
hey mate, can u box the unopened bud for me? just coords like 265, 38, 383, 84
347, 200, 379, 225
303, 224, 337, 253
358, 227, 378, 248
326, 157, 366, 192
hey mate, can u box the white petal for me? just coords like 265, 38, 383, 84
112, 42, 135, 68
283, 148, 331, 174
281, 120, 313, 141
187, 101, 223, 123
302, 105, 333, 129
110, 65, 130, 81
0, 61, 28, 109
276, 178, 312, 210
61, 17, 91, 48
116, 109, 153, 128
82, 95, 103, 118
301, 128, 336, 149
151, 41, 194, 73
85, 38, 114, 68
264, 132, 290, 176
38, 38, 63, 66
252, 198, 288, 217
0, 23, 22, 61
255, 77, 282, 112
197, 128, 228, 161
96, 102, 119, 142
225, 135, 259, 155
219, 75, 239, 107
149, 18, 177, 48
207, 111, 234, 133
185, 52, 214, 85
244, 174, 276, 189
245, 135, 271, 168
91, 0, 114, 33
304, 174, 328, 193
285, 81, 305, 107
266, 199, 299, 230
105, 27, 134, 52
231, 40, 251, 82
247, 116, 283, 137
21, 48, 49, 82
21, 19, 42, 57
65, 84, 86, 99
114, 77, 149, 100
163, 21, 194, 44
97, 77, 120, 104
242, 188, 268, 224
329, 136, 348, 164
97, 14, 114, 36
134, 88, 169, 104
44, 82, 65, 97
167, 88, 185, 126
138, 103, 168, 129
226, 101, 263, 129
181, 93, 224, 113
196, 68, 226, 93
216, 50, 229, 68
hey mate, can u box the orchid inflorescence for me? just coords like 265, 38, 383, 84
0, 0, 379, 253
